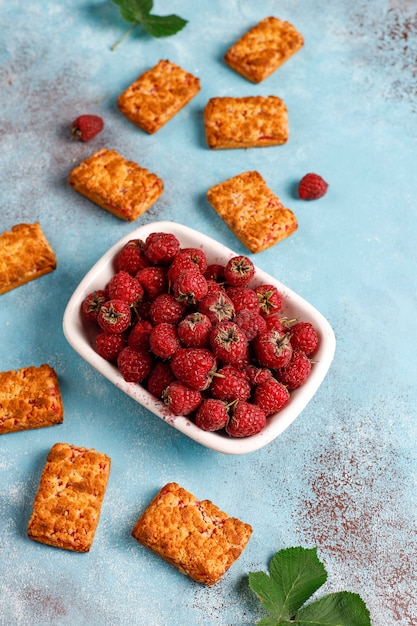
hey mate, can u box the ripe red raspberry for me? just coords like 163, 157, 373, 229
117, 346, 153, 383
264, 313, 290, 334
180, 247, 208, 274
97, 299, 131, 334
128, 320, 153, 351
148, 293, 184, 325
298, 173, 328, 200
223, 255, 255, 286
173, 269, 208, 305
163, 381, 202, 416
81, 289, 108, 322
147, 361, 176, 398
198, 291, 235, 324
226, 286, 260, 314
255, 284, 283, 316
210, 365, 251, 402
177, 312, 212, 348
108, 271, 144, 306
144, 232, 180, 265
226, 400, 266, 437
149, 323, 181, 359
170, 348, 217, 391
204, 263, 225, 282
167, 252, 198, 285
289, 321, 319, 356
136, 266, 168, 300
210, 321, 248, 365
116, 239, 148, 275
96, 331, 127, 362
253, 378, 290, 416
71, 114, 104, 141
195, 399, 229, 432
276, 350, 312, 390
205, 279, 224, 296
235, 308, 267, 341
243, 365, 273, 386
254, 328, 293, 368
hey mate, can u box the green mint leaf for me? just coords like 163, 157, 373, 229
141, 13, 188, 38
256, 618, 282, 626
249, 547, 327, 620
112, 0, 153, 23
294, 591, 371, 625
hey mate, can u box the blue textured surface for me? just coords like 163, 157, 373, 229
1, 1, 416, 625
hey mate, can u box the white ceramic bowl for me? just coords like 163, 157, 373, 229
63, 221, 336, 455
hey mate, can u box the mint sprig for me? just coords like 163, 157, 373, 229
249, 547, 371, 626
111, 0, 187, 50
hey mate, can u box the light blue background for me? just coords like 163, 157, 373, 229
1, 1, 416, 625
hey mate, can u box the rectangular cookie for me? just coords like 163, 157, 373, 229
204, 95, 288, 149
224, 17, 304, 83
27, 442, 111, 552
132, 482, 252, 586
69, 148, 164, 221
118, 59, 201, 134
0, 223, 56, 295
0, 364, 64, 435
206, 170, 298, 253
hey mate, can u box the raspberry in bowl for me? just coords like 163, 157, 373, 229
63, 221, 336, 455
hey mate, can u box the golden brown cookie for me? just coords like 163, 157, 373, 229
206, 171, 298, 253
204, 95, 288, 149
118, 59, 201, 134
224, 17, 304, 83
132, 482, 252, 586
69, 148, 164, 221
0, 223, 56, 295
28, 443, 111, 552
0, 364, 64, 435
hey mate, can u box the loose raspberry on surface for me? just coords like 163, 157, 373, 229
82, 289, 108, 322
96, 331, 127, 362
71, 114, 104, 141
289, 321, 319, 356
144, 232, 180, 265
195, 399, 229, 432
298, 173, 329, 200
162, 381, 202, 416
117, 346, 153, 383
224, 255, 255, 287
253, 378, 290, 416
97, 299, 131, 334
210, 321, 248, 365
226, 400, 266, 438
117, 239, 148, 275
170, 348, 217, 391
276, 349, 312, 389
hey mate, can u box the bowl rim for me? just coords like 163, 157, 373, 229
63, 220, 336, 455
